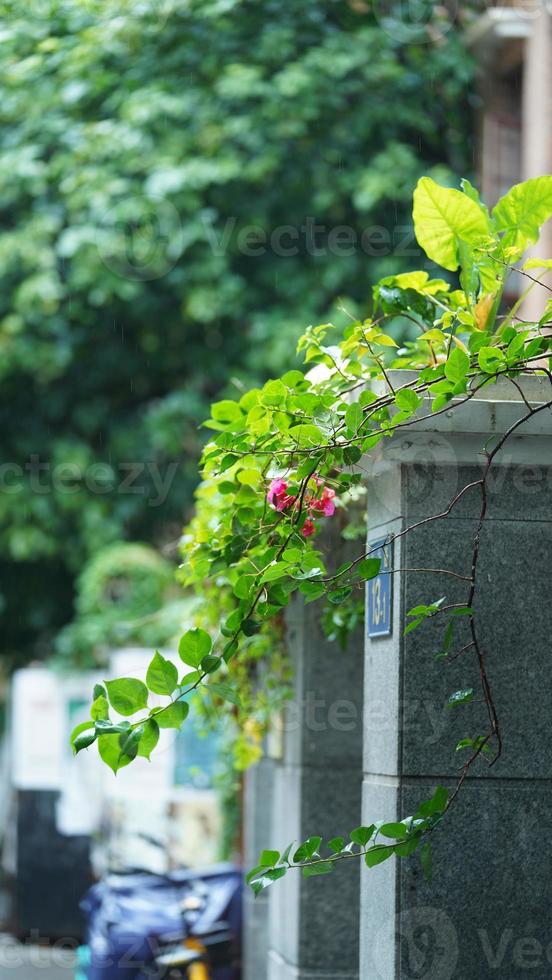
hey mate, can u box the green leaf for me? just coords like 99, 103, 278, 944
444, 348, 470, 385
404, 617, 423, 636
302, 862, 334, 877
418, 786, 449, 817
178, 628, 212, 668
327, 836, 345, 854
379, 822, 409, 840
208, 682, 242, 706
70, 720, 94, 750
223, 639, 239, 662
282, 370, 305, 387
237, 468, 261, 487
241, 618, 261, 636
358, 557, 381, 580
289, 423, 326, 447
246, 864, 268, 885
478, 346, 506, 374
447, 688, 474, 708
261, 563, 288, 584
432, 392, 453, 413
180, 670, 202, 688
350, 825, 375, 847
201, 655, 221, 673
395, 835, 421, 858
394, 389, 422, 413
259, 849, 279, 867
211, 399, 243, 423
455, 738, 473, 752
365, 845, 394, 868
493, 176, 552, 258
98, 733, 134, 774
93, 684, 107, 701
119, 725, 144, 760
282, 547, 303, 563
327, 587, 352, 605
299, 580, 326, 603
344, 402, 363, 433
461, 177, 488, 214
156, 700, 189, 729
250, 867, 287, 895
293, 836, 322, 862
413, 177, 490, 272
279, 843, 294, 866
94, 719, 130, 735
90, 695, 109, 721
343, 445, 362, 465
105, 678, 149, 717
137, 719, 160, 760
146, 651, 178, 696
73, 730, 97, 754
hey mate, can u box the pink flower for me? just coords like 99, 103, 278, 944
266, 475, 334, 527
301, 517, 316, 538
309, 486, 335, 517
320, 487, 336, 516
278, 494, 297, 512
268, 478, 287, 497
267, 478, 296, 512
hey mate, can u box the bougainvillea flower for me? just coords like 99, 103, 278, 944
311, 487, 335, 516
268, 478, 287, 498
301, 517, 316, 538
267, 478, 296, 512
266, 474, 335, 526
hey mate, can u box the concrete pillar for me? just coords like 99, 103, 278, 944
521, 4, 552, 320
244, 524, 364, 980
243, 756, 276, 980
359, 373, 552, 980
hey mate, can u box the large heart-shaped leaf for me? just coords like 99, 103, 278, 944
413, 177, 490, 271
493, 175, 552, 259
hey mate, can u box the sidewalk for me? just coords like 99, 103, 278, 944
0, 937, 76, 978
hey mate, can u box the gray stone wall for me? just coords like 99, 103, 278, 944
360, 379, 552, 980
244, 527, 365, 980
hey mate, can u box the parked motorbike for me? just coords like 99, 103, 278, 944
77, 864, 242, 979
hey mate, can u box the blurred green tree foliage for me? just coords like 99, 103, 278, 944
0, 0, 475, 669
55, 542, 195, 668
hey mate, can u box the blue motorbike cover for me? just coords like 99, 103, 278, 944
80, 865, 242, 980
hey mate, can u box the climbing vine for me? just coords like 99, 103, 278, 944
73, 174, 552, 890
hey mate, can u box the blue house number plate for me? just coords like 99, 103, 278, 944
367, 538, 393, 638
